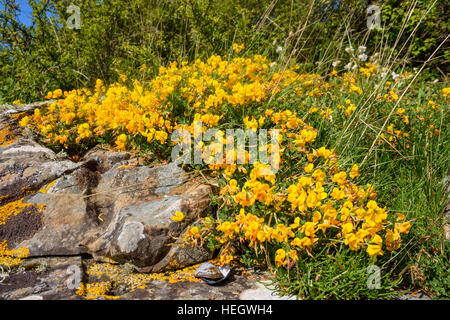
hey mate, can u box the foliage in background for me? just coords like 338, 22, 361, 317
0, 0, 448, 104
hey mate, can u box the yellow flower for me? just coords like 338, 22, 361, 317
115, 134, 127, 148
155, 131, 168, 144
304, 163, 314, 173
288, 249, 298, 262
342, 222, 353, 234
349, 164, 360, 179
301, 222, 316, 237
189, 226, 200, 238
290, 217, 301, 229
332, 171, 347, 185
366, 200, 378, 210
395, 221, 411, 234
291, 237, 312, 248
275, 248, 286, 267
19, 116, 30, 127
233, 43, 245, 53
385, 229, 401, 251
170, 211, 184, 222
243, 116, 258, 131
52, 89, 63, 98
367, 244, 383, 257
367, 235, 383, 257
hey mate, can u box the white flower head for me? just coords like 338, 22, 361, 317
345, 46, 354, 54
270, 62, 277, 68
358, 53, 368, 62
344, 62, 353, 70
392, 72, 399, 80
358, 45, 367, 53
352, 64, 358, 70
276, 46, 283, 53
332, 60, 340, 67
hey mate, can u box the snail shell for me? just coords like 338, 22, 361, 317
194, 262, 231, 284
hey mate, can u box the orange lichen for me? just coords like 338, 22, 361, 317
76, 261, 204, 299
38, 180, 57, 194
0, 197, 45, 225
76, 281, 120, 300
0, 127, 18, 147
0, 240, 29, 267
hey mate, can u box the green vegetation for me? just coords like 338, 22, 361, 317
1, 0, 448, 299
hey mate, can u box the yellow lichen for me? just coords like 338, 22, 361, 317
76, 261, 204, 299
76, 281, 120, 300
0, 127, 18, 147
38, 180, 57, 194
0, 240, 29, 268
0, 198, 45, 225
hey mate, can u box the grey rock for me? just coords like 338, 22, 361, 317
82, 162, 213, 269
239, 282, 297, 300
0, 256, 83, 300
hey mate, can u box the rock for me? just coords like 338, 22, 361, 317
3, 156, 213, 264
0, 101, 55, 115
143, 243, 213, 273
0, 113, 91, 256
84, 263, 276, 300
10, 168, 100, 256
239, 282, 297, 300
0, 106, 215, 291
82, 161, 213, 269
0, 115, 79, 206
0, 256, 83, 300
19, 295, 44, 300
82, 146, 131, 172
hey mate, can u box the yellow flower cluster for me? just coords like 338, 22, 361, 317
200, 105, 412, 264
170, 210, 185, 222
22, 54, 317, 153
20, 45, 346, 163
359, 63, 378, 78
443, 87, 450, 97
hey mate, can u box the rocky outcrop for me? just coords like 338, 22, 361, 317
0, 256, 84, 300
0, 104, 214, 273
79, 161, 214, 269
